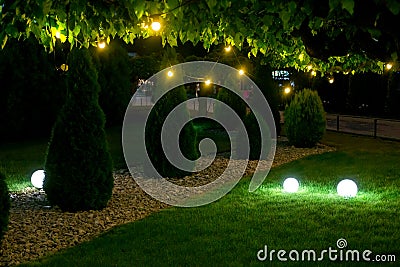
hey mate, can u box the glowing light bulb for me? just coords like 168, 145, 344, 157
311, 70, 317, 77
224, 46, 232, 52
60, 64, 68, 72
205, 79, 211, 86
31, 170, 45, 189
307, 65, 313, 71
98, 42, 106, 49
151, 21, 161, 31
328, 77, 334, 84
283, 178, 299, 193
337, 179, 358, 198
167, 70, 173, 77
55, 31, 61, 39
386, 63, 393, 70
239, 69, 245, 75
284, 87, 291, 94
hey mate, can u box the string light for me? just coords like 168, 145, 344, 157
307, 65, 312, 71
167, 70, 173, 77
55, 31, 61, 39
284, 87, 291, 94
311, 70, 317, 77
224, 46, 232, 52
98, 41, 106, 49
238, 69, 245, 75
328, 77, 334, 84
205, 79, 212, 86
386, 63, 393, 70
151, 21, 161, 31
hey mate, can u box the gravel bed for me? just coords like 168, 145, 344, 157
0, 139, 334, 266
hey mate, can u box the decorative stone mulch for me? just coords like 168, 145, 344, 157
0, 139, 334, 266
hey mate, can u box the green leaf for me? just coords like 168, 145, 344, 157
262, 15, 273, 27
329, 0, 340, 11
279, 11, 290, 29
387, 0, 400, 15
5, 24, 18, 38
251, 47, 258, 57
0, 33, 8, 49
341, 0, 354, 15
288, 1, 297, 13
73, 25, 81, 36
134, 0, 145, 19
206, 0, 217, 10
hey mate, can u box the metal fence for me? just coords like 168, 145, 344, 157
131, 99, 400, 140
326, 114, 400, 140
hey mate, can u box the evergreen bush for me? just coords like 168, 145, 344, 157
214, 88, 247, 132
145, 86, 199, 178
254, 62, 282, 135
236, 111, 272, 160
44, 48, 114, 212
284, 89, 326, 147
0, 172, 10, 242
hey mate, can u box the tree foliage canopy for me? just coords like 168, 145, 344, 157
1, 0, 400, 74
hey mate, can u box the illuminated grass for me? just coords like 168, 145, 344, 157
0, 126, 126, 192
20, 132, 400, 266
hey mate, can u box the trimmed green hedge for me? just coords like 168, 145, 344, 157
284, 89, 326, 148
44, 48, 114, 212
145, 86, 199, 178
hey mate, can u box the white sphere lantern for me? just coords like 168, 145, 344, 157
337, 179, 358, 198
283, 178, 299, 193
31, 170, 45, 189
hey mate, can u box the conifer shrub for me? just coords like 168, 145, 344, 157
254, 63, 282, 135
0, 172, 10, 242
44, 48, 113, 212
145, 86, 199, 178
215, 88, 247, 122
236, 111, 272, 160
284, 89, 326, 148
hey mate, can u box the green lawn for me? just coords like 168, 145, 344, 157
18, 132, 400, 266
0, 126, 126, 192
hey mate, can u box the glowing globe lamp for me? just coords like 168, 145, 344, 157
337, 179, 358, 198
31, 170, 45, 189
283, 178, 299, 193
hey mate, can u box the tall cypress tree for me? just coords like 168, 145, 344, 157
44, 48, 113, 212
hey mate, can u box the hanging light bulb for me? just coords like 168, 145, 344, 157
328, 77, 334, 84
151, 21, 161, 31
98, 41, 106, 49
224, 46, 232, 52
